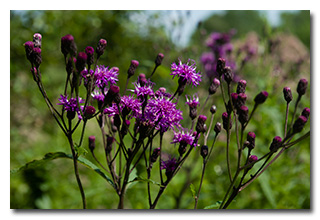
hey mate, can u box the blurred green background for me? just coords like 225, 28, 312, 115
10, 10, 310, 209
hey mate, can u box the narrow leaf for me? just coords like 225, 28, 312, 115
189, 183, 196, 198
204, 201, 222, 209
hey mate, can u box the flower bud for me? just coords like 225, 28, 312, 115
246, 132, 256, 150
96, 39, 107, 57
32, 47, 42, 68
66, 57, 76, 75
248, 155, 258, 163
196, 115, 207, 133
222, 112, 232, 130
238, 105, 249, 125
127, 60, 139, 78
104, 85, 120, 106
214, 122, 221, 134
283, 87, 293, 103
254, 91, 268, 105
113, 114, 121, 130
84, 106, 96, 118
237, 93, 247, 109
210, 105, 217, 114
297, 79, 308, 96
301, 107, 310, 120
178, 143, 187, 156
33, 33, 42, 48
292, 115, 308, 134
88, 136, 96, 152
85, 46, 94, 67
216, 58, 226, 76
155, 53, 164, 66
61, 34, 77, 56
237, 80, 247, 94
231, 93, 239, 109
223, 66, 233, 84
76, 52, 87, 72
269, 136, 282, 152
209, 78, 220, 94
24, 41, 34, 63
200, 145, 209, 159
151, 148, 161, 163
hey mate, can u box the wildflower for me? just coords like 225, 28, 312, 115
210, 105, 217, 114
94, 65, 119, 89
155, 87, 172, 99
223, 66, 233, 84
84, 106, 96, 118
132, 80, 155, 99
104, 85, 121, 106
24, 41, 34, 63
186, 94, 200, 120
57, 94, 85, 120
238, 105, 249, 125
171, 59, 202, 87
172, 128, 197, 147
32, 47, 42, 68
120, 95, 142, 118
144, 96, 183, 132
222, 112, 232, 130
248, 155, 258, 163
161, 157, 177, 178
246, 132, 256, 150
33, 33, 42, 48
214, 122, 221, 134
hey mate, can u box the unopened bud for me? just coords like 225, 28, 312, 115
200, 145, 208, 159
96, 39, 107, 57
155, 53, 164, 66
127, 60, 139, 78
223, 66, 233, 84
297, 79, 308, 96
76, 52, 87, 72
210, 105, 217, 114
237, 80, 247, 94
196, 115, 207, 133
254, 91, 268, 105
238, 105, 249, 125
104, 85, 120, 106
61, 34, 77, 56
283, 87, 293, 103
209, 78, 220, 94
246, 132, 256, 150
222, 112, 232, 130
33, 33, 42, 48
32, 47, 42, 68
292, 115, 308, 134
105, 136, 114, 154
84, 106, 96, 118
24, 41, 34, 63
269, 136, 282, 152
85, 46, 95, 67
216, 58, 226, 76
301, 107, 310, 120
214, 122, 221, 134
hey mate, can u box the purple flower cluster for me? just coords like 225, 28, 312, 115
171, 59, 202, 87
200, 30, 236, 79
57, 95, 85, 119
171, 128, 198, 147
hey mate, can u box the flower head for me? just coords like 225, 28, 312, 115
94, 65, 119, 88
161, 157, 177, 173
171, 128, 197, 147
57, 94, 85, 119
132, 80, 155, 99
171, 59, 202, 87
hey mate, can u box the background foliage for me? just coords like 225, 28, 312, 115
10, 10, 310, 209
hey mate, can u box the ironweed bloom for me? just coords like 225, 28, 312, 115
61, 34, 77, 56
93, 65, 119, 89
161, 157, 177, 178
171, 59, 202, 87
172, 128, 197, 147
57, 95, 85, 120
186, 94, 200, 120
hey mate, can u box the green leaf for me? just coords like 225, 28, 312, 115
189, 183, 196, 198
127, 176, 163, 187
204, 201, 222, 209
74, 143, 88, 157
10, 152, 115, 188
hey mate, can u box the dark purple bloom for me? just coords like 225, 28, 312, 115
94, 65, 119, 88
61, 34, 76, 56
171, 59, 202, 87
84, 105, 96, 117
171, 128, 197, 147
57, 94, 85, 120
161, 157, 177, 173
132, 80, 155, 99
248, 155, 258, 163
120, 95, 142, 118
185, 94, 200, 108
144, 96, 183, 132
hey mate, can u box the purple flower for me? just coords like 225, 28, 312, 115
91, 89, 106, 102
94, 65, 119, 88
132, 80, 155, 98
161, 157, 177, 172
120, 95, 142, 118
57, 95, 85, 119
185, 94, 200, 108
170, 59, 202, 87
171, 128, 197, 147
103, 103, 118, 117
144, 96, 183, 132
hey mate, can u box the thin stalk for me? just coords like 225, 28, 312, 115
284, 102, 290, 137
